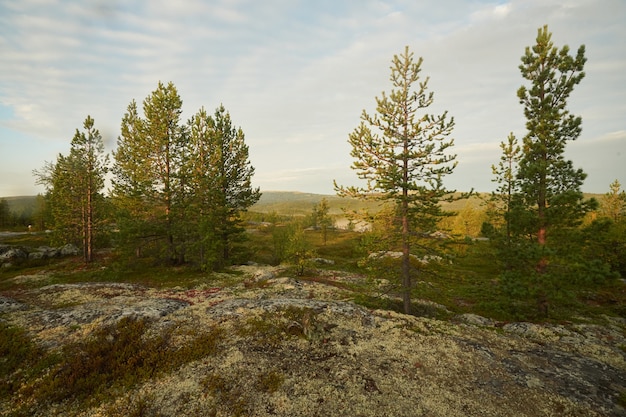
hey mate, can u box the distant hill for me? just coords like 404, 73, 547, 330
251, 191, 369, 216
1, 191, 605, 217
251, 191, 605, 216
1, 195, 39, 214
250, 191, 489, 215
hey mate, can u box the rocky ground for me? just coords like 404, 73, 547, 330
1, 265, 625, 416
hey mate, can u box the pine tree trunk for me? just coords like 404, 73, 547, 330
401, 228, 411, 315
86, 186, 93, 262
401, 156, 411, 315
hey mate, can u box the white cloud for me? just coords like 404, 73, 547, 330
470, 2, 513, 22
0, 0, 624, 197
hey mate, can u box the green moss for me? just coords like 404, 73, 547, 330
201, 372, 249, 416
256, 369, 285, 393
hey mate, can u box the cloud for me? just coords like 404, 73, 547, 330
0, 0, 624, 198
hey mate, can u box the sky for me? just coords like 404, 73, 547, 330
0, 0, 624, 198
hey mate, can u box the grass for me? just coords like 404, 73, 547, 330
3, 223, 625, 324
0, 232, 50, 247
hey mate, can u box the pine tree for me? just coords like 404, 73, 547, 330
599, 180, 626, 222
335, 46, 461, 314
34, 116, 108, 262
185, 105, 260, 269
489, 133, 521, 243
501, 26, 599, 316
113, 84, 259, 268
314, 198, 332, 245
113, 82, 185, 262
517, 25, 593, 246
0, 199, 10, 229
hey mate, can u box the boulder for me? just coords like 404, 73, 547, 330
28, 251, 46, 260
0, 244, 11, 255
60, 244, 80, 256
455, 313, 495, 327
0, 247, 28, 262
36, 246, 60, 258
312, 257, 335, 265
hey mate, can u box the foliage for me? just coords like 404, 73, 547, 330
486, 132, 521, 242
285, 223, 315, 276
0, 199, 10, 229
113, 83, 259, 269
311, 197, 333, 245
183, 105, 261, 269
599, 179, 626, 222
7, 316, 223, 414
486, 25, 612, 317
335, 46, 463, 314
0, 321, 55, 401
516, 25, 593, 241
447, 201, 486, 238
270, 224, 292, 265
33, 116, 109, 262
112, 82, 185, 264
580, 216, 626, 278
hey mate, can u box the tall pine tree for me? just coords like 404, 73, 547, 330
499, 26, 599, 316
335, 46, 461, 314
113, 82, 185, 263
113, 84, 260, 269
35, 116, 108, 262
185, 105, 260, 269
517, 25, 592, 245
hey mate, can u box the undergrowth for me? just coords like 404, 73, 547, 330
0, 320, 57, 401
6, 316, 223, 416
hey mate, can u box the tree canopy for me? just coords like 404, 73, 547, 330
112, 82, 260, 269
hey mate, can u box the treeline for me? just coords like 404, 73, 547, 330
0, 196, 44, 229
34, 82, 259, 270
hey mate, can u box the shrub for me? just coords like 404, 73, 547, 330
27, 316, 222, 409
0, 321, 52, 400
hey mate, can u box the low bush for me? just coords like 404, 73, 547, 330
8, 316, 223, 415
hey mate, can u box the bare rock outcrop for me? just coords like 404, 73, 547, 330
1, 266, 624, 416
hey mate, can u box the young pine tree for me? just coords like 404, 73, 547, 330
488, 133, 521, 244
335, 46, 462, 315
599, 180, 626, 222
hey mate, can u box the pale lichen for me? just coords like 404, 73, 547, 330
1, 267, 624, 417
